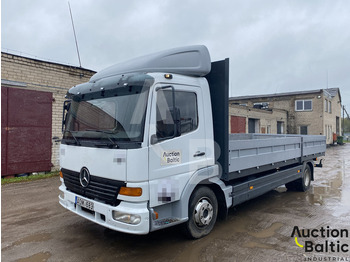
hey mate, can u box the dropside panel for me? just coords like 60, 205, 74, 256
227, 133, 326, 180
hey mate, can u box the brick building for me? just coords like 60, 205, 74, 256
1, 52, 96, 176
229, 88, 342, 144
229, 104, 288, 134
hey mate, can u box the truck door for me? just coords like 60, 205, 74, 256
148, 84, 207, 207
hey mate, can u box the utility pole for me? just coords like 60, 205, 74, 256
68, 2, 82, 68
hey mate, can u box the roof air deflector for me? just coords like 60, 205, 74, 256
90, 45, 211, 82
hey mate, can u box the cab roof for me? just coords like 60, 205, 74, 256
89, 45, 211, 83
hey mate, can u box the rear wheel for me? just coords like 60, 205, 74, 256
295, 164, 312, 192
285, 164, 312, 192
184, 186, 218, 239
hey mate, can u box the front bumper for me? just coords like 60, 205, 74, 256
59, 183, 150, 234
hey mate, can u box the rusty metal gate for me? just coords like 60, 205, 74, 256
1, 87, 52, 177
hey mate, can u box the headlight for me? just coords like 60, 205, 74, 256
112, 211, 141, 225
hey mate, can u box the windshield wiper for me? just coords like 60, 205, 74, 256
86, 129, 119, 148
64, 130, 81, 145
86, 129, 117, 134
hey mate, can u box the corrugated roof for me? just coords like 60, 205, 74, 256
230, 88, 341, 102
325, 88, 341, 101
1, 52, 96, 74
230, 89, 323, 100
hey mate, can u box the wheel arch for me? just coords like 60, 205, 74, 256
172, 165, 232, 221
205, 182, 229, 220
186, 176, 232, 221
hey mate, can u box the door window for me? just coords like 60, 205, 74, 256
156, 90, 198, 139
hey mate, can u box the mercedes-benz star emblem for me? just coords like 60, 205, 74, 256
79, 167, 90, 188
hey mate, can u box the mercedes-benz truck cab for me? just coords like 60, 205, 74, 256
59, 45, 326, 239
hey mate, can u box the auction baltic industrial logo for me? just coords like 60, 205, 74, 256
291, 226, 349, 260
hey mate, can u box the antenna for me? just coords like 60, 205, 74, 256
68, 2, 82, 68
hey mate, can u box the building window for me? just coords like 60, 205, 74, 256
329, 101, 332, 113
325, 99, 328, 112
295, 100, 312, 111
300, 125, 308, 135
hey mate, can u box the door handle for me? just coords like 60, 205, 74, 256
193, 151, 205, 157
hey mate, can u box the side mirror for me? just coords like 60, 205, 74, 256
64, 101, 71, 111
62, 100, 71, 133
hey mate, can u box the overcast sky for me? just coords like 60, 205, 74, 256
2, 0, 350, 110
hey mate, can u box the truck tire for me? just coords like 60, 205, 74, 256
184, 186, 218, 239
295, 164, 312, 192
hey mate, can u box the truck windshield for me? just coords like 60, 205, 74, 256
62, 84, 150, 147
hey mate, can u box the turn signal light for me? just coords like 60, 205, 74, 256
119, 187, 142, 197
164, 73, 173, 79
59, 170, 63, 178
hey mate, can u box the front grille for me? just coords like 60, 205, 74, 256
61, 168, 126, 206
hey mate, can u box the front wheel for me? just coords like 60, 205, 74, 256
184, 186, 218, 239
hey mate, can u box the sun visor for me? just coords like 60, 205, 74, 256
90, 45, 211, 82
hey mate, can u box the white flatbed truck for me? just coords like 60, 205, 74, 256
59, 45, 326, 238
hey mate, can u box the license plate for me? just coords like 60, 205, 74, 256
75, 196, 94, 211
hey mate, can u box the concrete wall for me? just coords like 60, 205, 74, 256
1, 52, 96, 170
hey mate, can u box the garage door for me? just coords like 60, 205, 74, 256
1, 87, 52, 177
230, 116, 246, 133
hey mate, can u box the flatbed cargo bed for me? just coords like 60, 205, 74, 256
226, 134, 326, 181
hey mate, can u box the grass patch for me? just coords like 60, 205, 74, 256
1, 172, 60, 185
